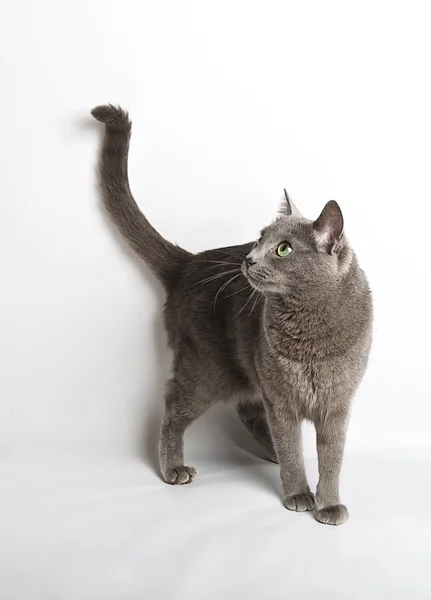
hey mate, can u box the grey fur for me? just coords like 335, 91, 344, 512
92, 105, 373, 525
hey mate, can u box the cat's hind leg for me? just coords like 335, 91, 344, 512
237, 400, 279, 463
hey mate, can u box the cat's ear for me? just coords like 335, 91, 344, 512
283, 189, 293, 216
279, 189, 303, 218
313, 200, 344, 254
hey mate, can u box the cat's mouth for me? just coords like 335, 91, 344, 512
242, 265, 268, 292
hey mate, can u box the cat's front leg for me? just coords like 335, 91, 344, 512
314, 411, 349, 525
264, 398, 314, 512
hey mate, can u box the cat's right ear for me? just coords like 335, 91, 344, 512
279, 189, 303, 218
313, 200, 344, 254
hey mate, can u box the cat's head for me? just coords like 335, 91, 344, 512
242, 193, 351, 300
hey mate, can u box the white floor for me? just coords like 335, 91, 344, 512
1, 411, 430, 600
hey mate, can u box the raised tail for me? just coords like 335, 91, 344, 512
91, 104, 191, 292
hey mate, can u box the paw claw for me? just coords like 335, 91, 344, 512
284, 493, 315, 512
315, 504, 349, 525
164, 466, 196, 485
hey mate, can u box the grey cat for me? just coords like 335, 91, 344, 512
91, 105, 373, 525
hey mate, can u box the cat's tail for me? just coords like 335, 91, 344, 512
91, 104, 191, 293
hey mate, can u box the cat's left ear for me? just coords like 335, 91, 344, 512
279, 189, 303, 218
313, 200, 344, 254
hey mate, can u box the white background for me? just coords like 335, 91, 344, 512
1, 1, 431, 599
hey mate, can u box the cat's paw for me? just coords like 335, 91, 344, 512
163, 466, 197, 485
315, 504, 349, 525
284, 492, 315, 512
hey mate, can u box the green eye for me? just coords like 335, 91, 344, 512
277, 242, 292, 257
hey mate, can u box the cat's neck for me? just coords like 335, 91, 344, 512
261, 258, 369, 360
263, 293, 339, 341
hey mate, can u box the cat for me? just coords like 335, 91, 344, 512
91, 104, 373, 525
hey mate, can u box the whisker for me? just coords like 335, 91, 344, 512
208, 259, 241, 265
249, 292, 261, 316
236, 289, 257, 318
201, 264, 239, 271
192, 268, 240, 287
224, 283, 250, 298
219, 249, 244, 262
200, 260, 241, 269
260, 268, 272, 277
213, 273, 240, 310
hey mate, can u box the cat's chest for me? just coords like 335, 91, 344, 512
267, 354, 345, 418
280, 358, 320, 413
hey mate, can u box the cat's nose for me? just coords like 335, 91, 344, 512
245, 256, 256, 268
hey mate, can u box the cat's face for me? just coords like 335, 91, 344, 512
241, 201, 347, 299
